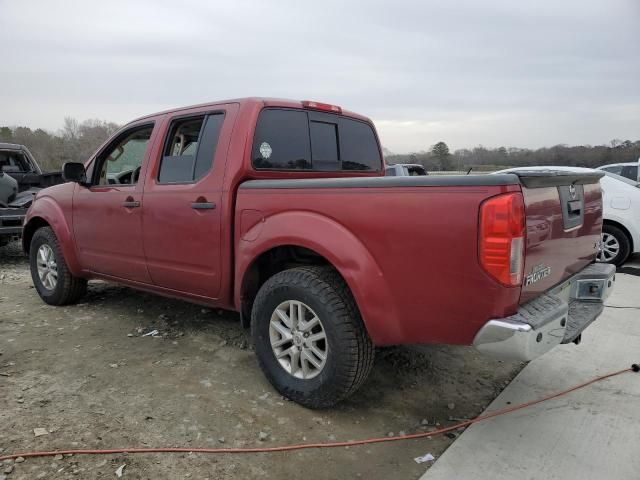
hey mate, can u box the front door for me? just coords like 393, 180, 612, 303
141, 105, 235, 299
73, 122, 158, 282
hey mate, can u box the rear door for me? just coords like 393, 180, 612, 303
517, 172, 604, 302
140, 104, 237, 299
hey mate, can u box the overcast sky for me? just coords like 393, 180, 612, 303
1, 0, 638, 153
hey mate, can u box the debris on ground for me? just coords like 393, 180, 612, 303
115, 464, 126, 478
414, 453, 435, 464
33, 428, 49, 437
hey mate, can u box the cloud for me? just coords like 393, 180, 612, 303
1, 0, 638, 152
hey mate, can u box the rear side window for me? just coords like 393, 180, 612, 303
252, 108, 381, 171
158, 113, 224, 183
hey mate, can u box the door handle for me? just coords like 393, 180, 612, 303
123, 198, 140, 208
191, 201, 216, 210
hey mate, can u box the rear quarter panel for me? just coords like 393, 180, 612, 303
235, 183, 522, 346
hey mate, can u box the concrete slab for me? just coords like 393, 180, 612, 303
421, 273, 640, 480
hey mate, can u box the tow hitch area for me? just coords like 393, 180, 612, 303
474, 263, 616, 361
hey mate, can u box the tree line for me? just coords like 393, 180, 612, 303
385, 140, 640, 172
1, 119, 639, 173
0, 118, 119, 171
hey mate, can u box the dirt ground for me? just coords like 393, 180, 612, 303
0, 240, 522, 479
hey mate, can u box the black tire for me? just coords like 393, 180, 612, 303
600, 224, 631, 267
29, 227, 87, 305
251, 266, 374, 409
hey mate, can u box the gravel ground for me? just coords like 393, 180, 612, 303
0, 240, 522, 479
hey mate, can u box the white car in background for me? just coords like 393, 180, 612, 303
385, 163, 428, 176
596, 161, 639, 183
495, 166, 640, 266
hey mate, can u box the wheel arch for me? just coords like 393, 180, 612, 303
22, 216, 50, 254
235, 211, 398, 345
23, 197, 83, 276
603, 218, 634, 252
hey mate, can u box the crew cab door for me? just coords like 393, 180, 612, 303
73, 121, 159, 282
141, 104, 237, 299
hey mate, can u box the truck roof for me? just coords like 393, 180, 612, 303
130, 97, 372, 125
0, 143, 28, 151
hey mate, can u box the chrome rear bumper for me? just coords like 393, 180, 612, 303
473, 263, 616, 362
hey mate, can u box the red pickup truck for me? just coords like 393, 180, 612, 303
23, 98, 615, 408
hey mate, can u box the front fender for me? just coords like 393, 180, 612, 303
23, 193, 83, 276
235, 210, 399, 345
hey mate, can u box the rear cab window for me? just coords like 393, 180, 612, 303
0, 151, 31, 173
252, 108, 381, 172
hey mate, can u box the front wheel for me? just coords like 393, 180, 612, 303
597, 224, 631, 266
251, 266, 374, 409
29, 227, 87, 305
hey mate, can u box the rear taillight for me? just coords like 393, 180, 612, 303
479, 192, 525, 286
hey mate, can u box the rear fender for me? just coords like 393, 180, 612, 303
235, 211, 398, 345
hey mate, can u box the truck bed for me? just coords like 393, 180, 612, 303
235, 172, 603, 346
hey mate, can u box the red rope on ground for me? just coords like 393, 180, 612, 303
0, 366, 634, 461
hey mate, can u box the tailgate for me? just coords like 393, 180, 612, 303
516, 171, 604, 303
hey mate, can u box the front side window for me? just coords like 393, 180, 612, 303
96, 126, 153, 185
252, 109, 381, 172
158, 113, 225, 183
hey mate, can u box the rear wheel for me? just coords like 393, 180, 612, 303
251, 266, 374, 409
29, 227, 87, 305
597, 224, 631, 266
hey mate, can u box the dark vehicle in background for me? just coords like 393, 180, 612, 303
385, 163, 427, 176
0, 143, 63, 246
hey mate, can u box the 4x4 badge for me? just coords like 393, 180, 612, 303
569, 184, 577, 199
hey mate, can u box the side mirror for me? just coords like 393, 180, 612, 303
62, 162, 87, 184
